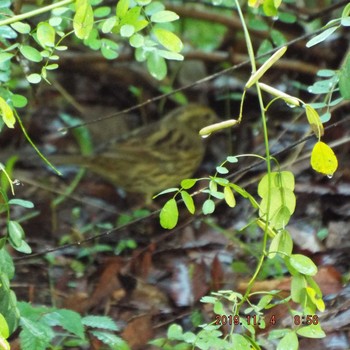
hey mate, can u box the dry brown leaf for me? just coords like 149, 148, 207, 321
121, 314, 154, 350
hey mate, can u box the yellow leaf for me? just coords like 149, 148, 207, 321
305, 105, 324, 138
0, 97, 15, 128
311, 141, 338, 176
224, 186, 236, 208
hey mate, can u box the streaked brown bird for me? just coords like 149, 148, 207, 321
49, 104, 218, 200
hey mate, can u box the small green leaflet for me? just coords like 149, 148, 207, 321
160, 198, 178, 229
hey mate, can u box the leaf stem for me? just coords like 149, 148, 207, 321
235, 0, 272, 310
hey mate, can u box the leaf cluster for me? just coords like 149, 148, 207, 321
18, 303, 129, 350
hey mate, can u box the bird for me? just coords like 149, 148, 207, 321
48, 104, 219, 201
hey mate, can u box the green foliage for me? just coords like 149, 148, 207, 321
304, 5, 350, 123
0, 0, 184, 137
17, 302, 129, 350
306, 3, 350, 48
154, 1, 350, 349
150, 323, 229, 350
338, 53, 350, 100
308, 69, 342, 123
0, 249, 20, 336
0, 313, 10, 350
258, 171, 296, 230
160, 198, 179, 229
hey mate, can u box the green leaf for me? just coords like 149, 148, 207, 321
74, 0, 94, 39
160, 198, 178, 229
296, 324, 326, 338
8, 199, 34, 208
94, 6, 111, 17
37, 22, 55, 47
116, 0, 129, 18
129, 33, 144, 47
211, 177, 229, 186
0, 313, 9, 339
231, 333, 253, 348
306, 26, 338, 47
181, 191, 195, 214
209, 179, 217, 193
0, 97, 15, 128
289, 254, 317, 276
271, 29, 286, 46
120, 6, 141, 26
227, 156, 238, 163
259, 188, 295, 229
156, 50, 183, 61
153, 28, 183, 52
151, 10, 179, 23
133, 19, 148, 32
257, 39, 273, 62
167, 324, 183, 340
90, 330, 130, 350
10, 21, 31, 34
19, 327, 49, 350
102, 16, 117, 33
46, 64, 59, 70
202, 199, 215, 215
206, 190, 224, 200
145, 2, 165, 16
213, 300, 225, 315
277, 331, 298, 350
0, 52, 13, 64
19, 45, 42, 62
14, 239, 31, 254
153, 187, 179, 197
0, 25, 17, 40
200, 296, 217, 304
263, 0, 281, 16
11, 94, 28, 108
317, 69, 336, 77
136, 0, 152, 5
82, 315, 118, 331
147, 51, 167, 80
257, 295, 273, 309
290, 274, 306, 302
341, 17, 350, 26
269, 229, 293, 259
308, 76, 338, 94
0, 249, 15, 278
27, 73, 42, 84
49, 16, 62, 26
8, 220, 25, 247
43, 309, 84, 339
20, 316, 54, 344
216, 166, 228, 174
338, 54, 350, 100
100, 39, 119, 59
258, 171, 296, 229
279, 12, 296, 23
181, 178, 197, 189
84, 28, 101, 50
120, 24, 134, 37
